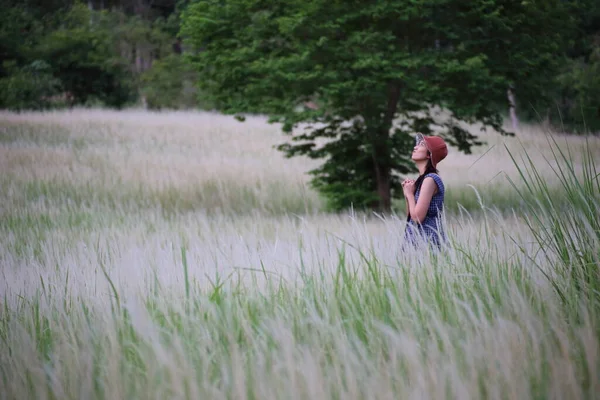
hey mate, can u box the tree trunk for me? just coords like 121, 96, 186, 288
507, 84, 519, 131
135, 45, 143, 73
372, 83, 402, 213
373, 160, 392, 212
88, 0, 94, 25
144, 50, 153, 71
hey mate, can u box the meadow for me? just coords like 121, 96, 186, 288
1, 109, 599, 399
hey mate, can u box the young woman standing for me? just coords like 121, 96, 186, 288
402, 133, 448, 248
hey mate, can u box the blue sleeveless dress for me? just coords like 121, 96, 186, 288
404, 173, 446, 248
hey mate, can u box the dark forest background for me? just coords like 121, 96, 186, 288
1, 0, 598, 132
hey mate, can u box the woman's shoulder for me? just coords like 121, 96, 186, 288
424, 172, 443, 181
424, 173, 444, 190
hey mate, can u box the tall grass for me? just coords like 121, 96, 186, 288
506, 135, 600, 315
2, 109, 599, 216
1, 215, 598, 399
0, 110, 599, 399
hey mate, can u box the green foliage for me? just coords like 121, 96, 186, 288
181, 0, 573, 212
0, 1, 46, 77
0, 1, 187, 110
522, 0, 600, 132
554, 47, 600, 132
39, 28, 135, 107
140, 54, 200, 109
39, 27, 137, 108
0, 60, 61, 110
0, 2, 138, 110
36, 6, 138, 108
98, 11, 174, 60
553, 1, 600, 132
4, 0, 76, 19
1, 0, 594, 139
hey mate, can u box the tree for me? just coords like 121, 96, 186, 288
140, 53, 200, 109
0, 0, 75, 78
0, 1, 139, 109
0, 0, 193, 110
0, 60, 61, 110
552, 0, 600, 132
37, 5, 138, 107
0, 0, 81, 109
181, 0, 574, 212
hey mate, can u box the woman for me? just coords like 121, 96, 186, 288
402, 133, 448, 248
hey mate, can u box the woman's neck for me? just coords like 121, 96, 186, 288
417, 161, 428, 175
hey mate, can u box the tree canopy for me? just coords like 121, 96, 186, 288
0, 0, 193, 110
181, 0, 575, 212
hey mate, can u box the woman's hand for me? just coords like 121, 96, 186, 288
402, 179, 415, 197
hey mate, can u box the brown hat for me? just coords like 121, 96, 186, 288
416, 133, 448, 168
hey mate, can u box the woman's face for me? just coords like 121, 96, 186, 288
412, 138, 429, 162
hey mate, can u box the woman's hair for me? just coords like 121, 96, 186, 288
414, 156, 438, 194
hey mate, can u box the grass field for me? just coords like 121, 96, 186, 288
1, 109, 599, 399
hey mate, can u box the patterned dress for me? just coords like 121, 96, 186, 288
404, 173, 446, 248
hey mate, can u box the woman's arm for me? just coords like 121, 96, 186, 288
403, 178, 412, 219
406, 177, 437, 223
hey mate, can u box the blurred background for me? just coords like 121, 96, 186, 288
0, 0, 598, 132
